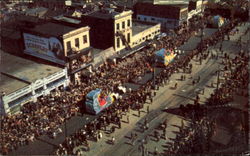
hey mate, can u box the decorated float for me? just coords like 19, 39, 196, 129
155, 48, 176, 66
85, 89, 114, 114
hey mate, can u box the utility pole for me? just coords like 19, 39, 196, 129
153, 57, 156, 90
64, 106, 67, 139
216, 66, 220, 91
201, 0, 205, 53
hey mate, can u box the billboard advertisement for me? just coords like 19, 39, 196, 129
23, 33, 65, 64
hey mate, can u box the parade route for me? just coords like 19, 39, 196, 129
7, 20, 249, 156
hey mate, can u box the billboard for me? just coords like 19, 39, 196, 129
23, 33, 65, 64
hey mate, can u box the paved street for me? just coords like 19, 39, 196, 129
8, 21, 249, 156
78, 22, 249, 156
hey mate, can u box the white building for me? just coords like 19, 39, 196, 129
0, 50, 69, 115
132, 21, 161, 47
188, 0, 208, 19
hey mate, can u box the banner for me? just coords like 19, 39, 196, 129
23, 33, 65, 64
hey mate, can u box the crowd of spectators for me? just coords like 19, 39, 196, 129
0, 11, 247, 155
54, 16, 247, 155
165, 48, 249, 155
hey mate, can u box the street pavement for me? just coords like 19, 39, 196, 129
80, 23, 249, 156
9, 22, 249, 155
86, 43, 221, 156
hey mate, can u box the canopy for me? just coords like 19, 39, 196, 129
155, 48, 176, 66
85, 89, 114, 114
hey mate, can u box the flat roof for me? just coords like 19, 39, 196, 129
132, 21, 158, 35
0, 50, 63, 94
29, 22, 76, 37
53, 16, 81, 24
0, 28, 21, 39
137, 1, 188, 9
86, 9, 132, 20
86, 10, 120, 20
0, 74, 28, 95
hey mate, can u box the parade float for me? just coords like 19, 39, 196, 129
155, 48, 176, 66
85, 89, 114, 114
208, 15, 225, 28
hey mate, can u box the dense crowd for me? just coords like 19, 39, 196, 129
207, 51, 249, 106
54, 17, 247, 155
164, 50, 249, 156
0, 12, 247, 155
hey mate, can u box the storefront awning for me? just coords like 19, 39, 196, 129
66, 47, 93, 61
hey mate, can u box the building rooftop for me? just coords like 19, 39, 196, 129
136, 1, 188, 9
0, 28, 21, 39
25, 7, 48, 17
0, 50, 63, 95
86, 9, 120, 19
53, 15, 81, 24
0, 74, 29, 96
132, 21, 159, 35
28, 22, 76, 37
139, 0, 189, 5
86, 8, 132, 20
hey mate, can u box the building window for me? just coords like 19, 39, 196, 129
83, 35, 87, 44
138, 17, 140, 20
66, 41, 71, 51
127, 19, 130, 27
117, 38, 120, 48
35, 87, 43, 94
122, 21, 125, 29
75, 38, 79, 48
47, 76, 66, 88
144, 18, 147, 21
8, 92, 32, 108
116, 23, 120, 30
127, 33, 130, 43
151, 18, 155, 21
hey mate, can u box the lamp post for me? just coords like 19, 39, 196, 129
64, 105, 67, 139
216, 66, 220, 91
200, 0, 205, 53
153, 56, 156, 91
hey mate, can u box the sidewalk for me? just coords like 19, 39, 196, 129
79, 38, 224, 156
85, 22, 250, 156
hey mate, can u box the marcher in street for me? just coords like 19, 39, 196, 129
111, 136, 115, 145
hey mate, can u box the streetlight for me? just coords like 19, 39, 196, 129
153, 56, 156, 91
63, 98, 68, 139
216, 66, 220, 91
200, 0, 205, 53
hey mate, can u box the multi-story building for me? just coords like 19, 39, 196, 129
131, 20, 161, 47
21, 22, 93, 78
0, 50, 69, 115
188, 0, 208, 19
134, 2, 189, 30
82, 8, 133, 52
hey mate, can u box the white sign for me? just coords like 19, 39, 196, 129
23, 33, 65, 64
65, 0, 72, 6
